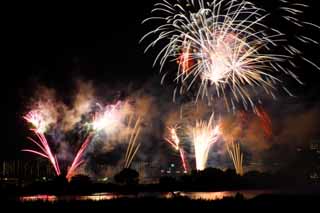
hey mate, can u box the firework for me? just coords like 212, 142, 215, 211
23, 110, 49, 134
67, 102, 125, 180
66, 134, 93, 181
188, 114, 220, 170
165, 126, 188, 172
124, 117, 141, 169
227, 141, 243, 176
142, 0, 319, 110
23, 111, 61, 176
92, 101, 124, 133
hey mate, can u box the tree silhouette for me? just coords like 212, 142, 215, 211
114, 168, 139, 185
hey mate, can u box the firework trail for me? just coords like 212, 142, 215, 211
67, 102, 124, 180
142, 0, 320, 110
188, 114, 220, 170
124, 117, 141, 169
227, 140, 243, 176
23, 111, 61, 176
164, 126, 188, 172
66, 134, 93, 181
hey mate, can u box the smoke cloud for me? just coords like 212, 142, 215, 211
23, 77, 320, 178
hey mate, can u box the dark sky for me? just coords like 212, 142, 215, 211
4, 0, 320, 159
5, 1, 159, 158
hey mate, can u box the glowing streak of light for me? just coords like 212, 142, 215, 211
66, 134, 93, 181
188, 115, 220, 171
23, 111, 48, 133
67, 102, 126, 180
142, 0, 320, 110
22, 132, 61, 176
165, 126, 188, 172
124, 117, 141, 169
92, 101, 123, 134
179, 149, 188, 173
165, 127, 180, 150
227, 141, 243, 176
177, 40, 194, 75
23, 111, 60, 176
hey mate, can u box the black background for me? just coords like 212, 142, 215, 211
4, 0, 320, 159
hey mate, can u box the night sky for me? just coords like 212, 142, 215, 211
4, 0, 320, 169
5, 1, 157, 158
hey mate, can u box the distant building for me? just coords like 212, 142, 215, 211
159, 163, 187, 178
132, 161, 161, 184
309, 139, 320, 183
310, 139, 320, 154
0, 159, 54, 187
1, 159, 54, 178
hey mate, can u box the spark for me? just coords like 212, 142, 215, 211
23, 110, 48, 134
67, 101, 126, 180
22, 110, 61, 176
227, 140, 243, 176
165, 127, 180, 151
165, 126, 188, 172
92, 101, 123, 133
188, 114, 220, 171
66, 134, 93, 181
23, 111, 61, 176
142, 0, 320, 110
124, 117, 141, 169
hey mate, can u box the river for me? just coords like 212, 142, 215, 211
20, 190, 275, 202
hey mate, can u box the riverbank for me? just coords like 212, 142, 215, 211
1, 193, 320, 211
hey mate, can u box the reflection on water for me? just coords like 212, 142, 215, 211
20, 193, 120, 202
82, 193, 118, 201
20, 195, 57, 202
181, 192, 233, 200
179, 190, 269, 200
20, 190, 271, 202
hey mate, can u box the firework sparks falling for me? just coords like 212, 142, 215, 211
227, 141, 244, 176
165, 126, 188, 172
142, 0, 320, 110
23, 111, 61, 176
188, 115, 220, 171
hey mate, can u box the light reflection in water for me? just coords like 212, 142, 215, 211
179, 191, 262, 200
81, 193, 118, 201
20, 190, 270, 202
181, 192, 232, 200
20, 195, 57, 202
20, 193, 119, 202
